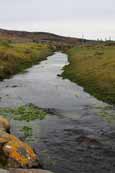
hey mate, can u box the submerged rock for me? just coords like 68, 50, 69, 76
77, 135, 101, 146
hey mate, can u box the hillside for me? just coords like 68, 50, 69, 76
0, 28, 87, 45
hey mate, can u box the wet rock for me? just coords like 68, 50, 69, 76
11, 85, 18, 88
9, 169, 54, 173
5, 85, 18, 88
0, 116, 10, 132
5, 95, 9, 97
57, 74, 61, 77
44, 108, 58, 115
76, 135, 101, 146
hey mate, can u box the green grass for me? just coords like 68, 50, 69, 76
0, 41, 53, 80
0, 104, 47, 121
63, 44, 115, 104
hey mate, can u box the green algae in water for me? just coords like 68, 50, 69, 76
98, 111, 115, 124
96, 105, 115, 124
21, 126, 32, 138
13, 104, 47, 121
0, 104, 47, 121
0, 107, 13, 118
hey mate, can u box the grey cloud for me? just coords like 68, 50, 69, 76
0, 0, 114, 39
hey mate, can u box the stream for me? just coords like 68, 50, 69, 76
0, 52, 115, 173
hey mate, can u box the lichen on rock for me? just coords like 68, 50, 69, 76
0, 116, 40, 169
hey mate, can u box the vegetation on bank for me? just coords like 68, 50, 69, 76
63, 44, 115, 104
0, 41, 53, 80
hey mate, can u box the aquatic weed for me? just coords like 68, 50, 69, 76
0, 104, 47, 121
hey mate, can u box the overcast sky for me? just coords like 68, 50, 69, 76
0, 0, 115, 40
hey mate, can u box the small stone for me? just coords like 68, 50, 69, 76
12, 85, 18, 88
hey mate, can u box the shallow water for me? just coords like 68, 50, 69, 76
0, 52, 115, 173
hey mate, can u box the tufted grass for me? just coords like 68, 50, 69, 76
63, 44, 115, 104
0, 41, 53, 80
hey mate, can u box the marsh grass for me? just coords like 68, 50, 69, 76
0, 42, 52, 80
63, 44, 115, 104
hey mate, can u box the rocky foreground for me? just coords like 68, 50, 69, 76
0, 116, 53, 173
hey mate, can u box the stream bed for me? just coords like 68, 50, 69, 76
0, 52, 115, 173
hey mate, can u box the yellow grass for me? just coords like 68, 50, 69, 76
63, 45, 115, 104
0, 42, 52, 80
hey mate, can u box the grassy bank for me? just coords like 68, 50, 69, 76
63, 45, 115, 104
0, 41, 53, 80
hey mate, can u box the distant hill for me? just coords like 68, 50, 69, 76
0, 28, 92, 45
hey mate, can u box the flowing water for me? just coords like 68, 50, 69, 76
0, 52, 115, 173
